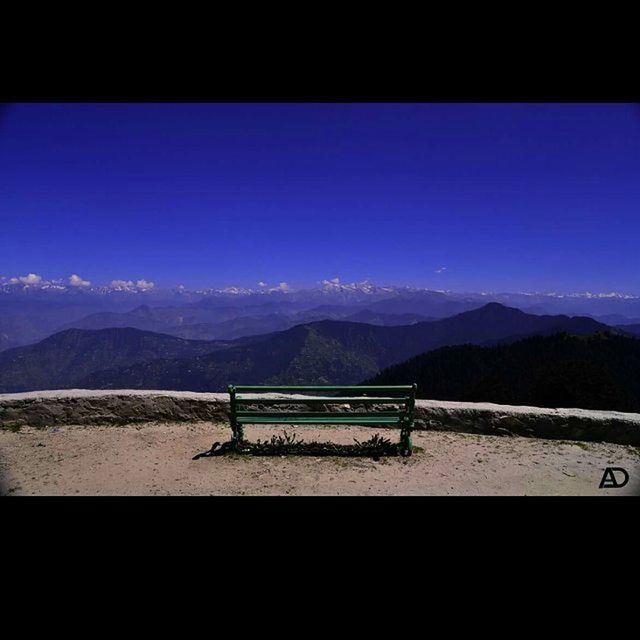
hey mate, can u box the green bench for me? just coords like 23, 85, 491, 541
227, 384, 417, 456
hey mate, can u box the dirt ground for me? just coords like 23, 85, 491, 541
1, 422, 639, 496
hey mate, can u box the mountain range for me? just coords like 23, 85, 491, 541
58, 305, 434, 342
366, 332, 640, 413
0, 274, 640, 351
0, 328, 231, 393
3, 278, 640, 352
0, 303, 622, 394
0, 282, 453, 348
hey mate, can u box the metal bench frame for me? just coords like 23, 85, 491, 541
228, 384, 417, 456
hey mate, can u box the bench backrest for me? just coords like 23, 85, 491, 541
228, 384, 416, 421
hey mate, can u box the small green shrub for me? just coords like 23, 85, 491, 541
193, 431, 413, 460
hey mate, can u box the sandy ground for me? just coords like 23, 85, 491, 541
1, 422, 639, 496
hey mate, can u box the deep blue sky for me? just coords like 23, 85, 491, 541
1, 103, 639, 293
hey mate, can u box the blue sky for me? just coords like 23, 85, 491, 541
1, 102, 639, 293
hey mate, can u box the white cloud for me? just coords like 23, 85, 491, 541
330, 277, 340, 284
136, 279, 155, 291
69, 274, 91, 287
258, 281, 268, 288
110, 279, 135, 290
275, 282, 289, 292
10, 273, 43, 285
109, 279, 155, 292
434, 267, 447, 274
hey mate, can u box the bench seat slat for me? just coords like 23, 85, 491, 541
232, 385, 414, 392
237, 416, 402, 425
235, 396, 409, 405
236, 411, 405, 419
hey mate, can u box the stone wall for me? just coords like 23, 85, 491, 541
413, 400, 640, 446
1, 390, 639, 447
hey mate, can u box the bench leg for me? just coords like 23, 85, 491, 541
229, 386, 244, 449
231, 421, 244, 448
400, 420, 413, 457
